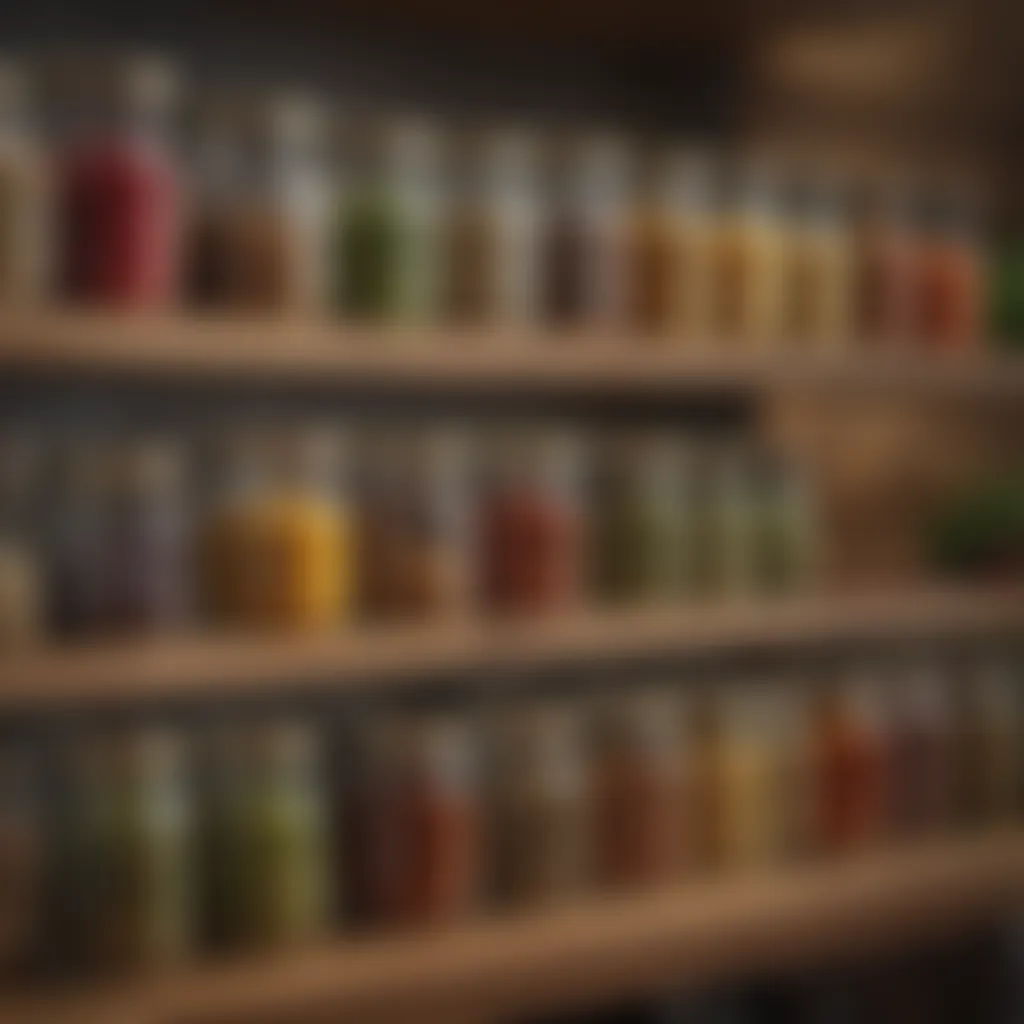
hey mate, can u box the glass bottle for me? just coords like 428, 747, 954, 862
351, 711, 481, 928
335, 115, 442, 323
51, 54, 181, 308
590, 689, 686, 889
712, 158, 786, 347
70, 727, 193, 973
0, 62, 51, 306
0, 434, 43, 648
357, 424, 473, 621
591, 431, 684, 606
202, 720, 330, 951
541, 133, 631, 329
443, 127, 541, 326
105, 440, 189, 635
479, 427, 586, 615
781, 167, 854, 349
490, 700, 590, 907
186, 92, 329, 313
628, 146, 714, 340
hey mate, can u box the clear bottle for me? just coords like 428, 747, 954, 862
479, 426, 586, 615
202, 720, 330, 951
201, 426, 354, 633
357, 424, 473, 621
443, 126, 542, 326
0, 62, 51, 306
628, 146, 715, 340
490, 700, 590, 906
186, 92, 329, 313
591, 431, 684, 606
335, 115, 443, 323
542, 132, 632, 329
50, 54, 181, 308
105, 440, 190, 635
590, 688, 686, 888
351, 710, 481, 928
781, 165, 854, 349
70, 727, 193, 972
712, 158, 786, 347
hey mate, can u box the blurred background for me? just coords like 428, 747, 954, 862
0, 1, 1024, 1023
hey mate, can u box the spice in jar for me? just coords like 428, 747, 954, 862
0, 63, 51, 306
810, 675, 889, 856
104, 440, 189, 635
886, 665, 957, 839
350, 711, 481, 928
202, 720, 329, 951
780, 167, 854, 349
479, 427, 585, 615
541, 133, 631, 328
711, 158, 786, 346
335, 116, 442, 322
490, 701, 590, 907
590, 689, 686, 888
51, 55, 181, 308
201, 426, 354, 633
628, 147, 714, 339
186, 93, 329, 313
442, 128, 541, 326
915, 188, 984, 354
0, 435, 43, 648
591, 432, 684, 605
957, 659, 1021, 827
0, 745, 44, 979
357, 425, 473, 621
70, 728, 193, 973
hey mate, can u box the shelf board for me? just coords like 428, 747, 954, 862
7, 833, 1024, 1024
0, 312, 1022, 399
1, 587, 1021, 709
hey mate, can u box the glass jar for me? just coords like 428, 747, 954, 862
48, 440, 112, 638
202, 720, 330, 951
479, 427, 585, 615
351, 711, 481, 928
201, 426, 354, 633
335, 116, 442, 322
490, 701, 590, 906
51, 55, 180, 308
710, 687, 786, 871
591, 432, 684, 606
0, 745, 44, 979
541, 133, 631, 328
854, 176, 920, 346
628, 147, 714, 340
781, 169, 854, 349
916, 189, 984, 354
357, 425, 473, 622
186, 93, 329, 313
590, 689, 686, 889
750, 451, 820, 595
443, 127, 541, 326
990, 232, 1024, 349
105, 440, 189, 635
70, 728, 193, 973
0, 62, 50, 306
689, 445, 758, 601
0, 435, 43, 648
810, 675, 889, 856
958, 658, 1021, 827
712, 159, 786, 347
887, 665, 957, 840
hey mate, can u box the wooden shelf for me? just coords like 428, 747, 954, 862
7, 833, 1024, 1024
1, 587, 1021, 709
1, 312, 1022, 399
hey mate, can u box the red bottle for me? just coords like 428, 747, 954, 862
54, 56, 180, 308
